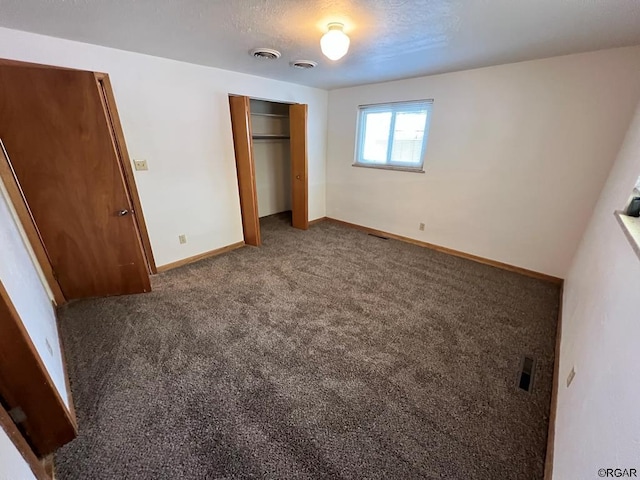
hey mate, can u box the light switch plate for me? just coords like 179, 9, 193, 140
134, 160, 148, 171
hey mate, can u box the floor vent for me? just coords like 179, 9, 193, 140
517, 355, 536, 393
368, 233, 389, 240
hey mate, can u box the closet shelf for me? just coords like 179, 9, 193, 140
250, 112, 288, 118
252, 134, 290, 140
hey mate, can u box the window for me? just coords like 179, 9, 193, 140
354, 100, 433, 172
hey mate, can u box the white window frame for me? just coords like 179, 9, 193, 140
353, 99, 434, 173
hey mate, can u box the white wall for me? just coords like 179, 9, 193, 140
0, 178, 69, 408
254, 140, 292, 217
251, 111, 293, 217
553, 99, 640, 478
326, 46, 640, 278
0, 27, 328, 268
0, 427, 35, 480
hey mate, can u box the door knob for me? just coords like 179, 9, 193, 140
296, 175, 301, 180
117, 209, 130, 216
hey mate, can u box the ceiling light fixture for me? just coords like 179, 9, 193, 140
320, 23, 350, 61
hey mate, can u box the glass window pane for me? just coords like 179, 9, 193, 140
362, 112, 391, 163
390, 111, 427, 165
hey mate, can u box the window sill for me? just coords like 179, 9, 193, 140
352, 163, 425, 174
615, 210, 640, 261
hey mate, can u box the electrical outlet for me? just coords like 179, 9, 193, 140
179, 234, 187, 244
566, 366, 576, 388
134, 159, 148, 171
419, 223, 425, 231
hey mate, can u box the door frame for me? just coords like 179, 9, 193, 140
289, 103, 309, 230
0, 130, 77, 457
228, 94, 309, 246
0, 140, 66, 305
0, 279, 77, 456
229, 95, 261, 246
95, 72, 157, 274
0, 59, 157, 305
0, 404, 50, 479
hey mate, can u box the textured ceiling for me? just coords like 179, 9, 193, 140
0, 0, 639, 89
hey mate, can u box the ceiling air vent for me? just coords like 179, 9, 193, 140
250, 48, 281, 60
290, 60, 318, 70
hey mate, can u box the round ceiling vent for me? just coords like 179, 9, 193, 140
290, 60, 318, 70
250, 48, 281, 60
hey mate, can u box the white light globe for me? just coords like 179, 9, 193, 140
321, 23, 350, 61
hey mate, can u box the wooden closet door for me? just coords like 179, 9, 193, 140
229, 95, 261, 246
0, 65, 151, 299
289, 104, 309, 230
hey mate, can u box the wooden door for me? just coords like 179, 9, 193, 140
97, 73, 157, 275
0, 280, 77, 456
0, 65, 151, 299
289, 104, 309, 230
229, 95, 261, 246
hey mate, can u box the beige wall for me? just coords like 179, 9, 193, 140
554, 98, 640, 477
0, 177, 69, 407
326, 46, 640, 278
254, 140, 292, 218
0, 426, 35, 480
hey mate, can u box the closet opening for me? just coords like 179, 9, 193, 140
251, 99, 293, 236
229, 95, 308, 247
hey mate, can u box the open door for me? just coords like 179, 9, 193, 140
0, 106, 76, 458
229, 97, 309, 242
289, 104, 309, 230
0, 280, 77, 456
229, 95, 261, 246
0, 65, 151, 300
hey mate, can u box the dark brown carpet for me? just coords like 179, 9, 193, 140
55, 213, 559, 479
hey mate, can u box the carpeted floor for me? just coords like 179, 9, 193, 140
55, 213, 560, 479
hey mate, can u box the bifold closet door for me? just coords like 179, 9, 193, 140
0, 64, 151, 299
229, 95, 261, 246
289, 104, 309, 230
